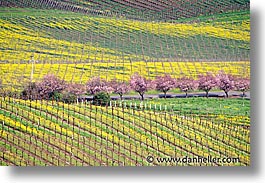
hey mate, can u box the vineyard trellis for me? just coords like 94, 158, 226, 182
0, 0, 250, 166
0, 97, 250, 166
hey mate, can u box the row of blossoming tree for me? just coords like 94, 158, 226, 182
129, 71, 250, 99
14, 71, 250, 103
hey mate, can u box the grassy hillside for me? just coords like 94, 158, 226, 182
0, 98, 250, 166
0, 0, 250, 21
127, 97, 250, 119
0, 8, 250, 63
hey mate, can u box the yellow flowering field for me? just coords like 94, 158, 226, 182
0, 61, 250, 91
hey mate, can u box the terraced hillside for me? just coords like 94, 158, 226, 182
0, 98, 250, 166
0, 0, 250, 21
0, 8, 250, 63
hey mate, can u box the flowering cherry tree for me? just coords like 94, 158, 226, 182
197, 72, 218, 98
130, 73, 155, 100
86, 77, 113, 95
234, 77, 250, 97
176, 77, 197, 98
36, 74, 66, 99
110, 80, 131, 100
216, 71, 235, 98
64, 83, 86, 96
155, 74, 176, 98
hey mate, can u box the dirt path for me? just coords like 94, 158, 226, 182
80, 91, 250, 101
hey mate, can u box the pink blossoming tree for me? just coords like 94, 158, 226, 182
234, 77, 250, 97
216, 71, 235, 98
86, 77, 113, 95
155, 74, 176, 98
36, 74, 66, 99
130, 73, 155, 100
197, 72, 218, 98
110, 80, 131, 100
176, 77, 198, 98
64, 83, 86, 96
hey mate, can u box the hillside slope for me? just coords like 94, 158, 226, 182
0, 8, 250, 63
0, 0, 250, 21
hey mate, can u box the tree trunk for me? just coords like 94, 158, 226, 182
164, 91, 167, 98
206, 91, 209, 98
225, 91, 229, 98
242, 91, 246, 98
140, 93, 144, 101
185, 92, 188, 98
119, 94, 123, 100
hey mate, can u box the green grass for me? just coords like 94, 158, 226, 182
174, 10, 250, 23
124, 97, 250, 118
0, 8, 82, 17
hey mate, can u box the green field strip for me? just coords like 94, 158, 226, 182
127, 98, 250, 118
